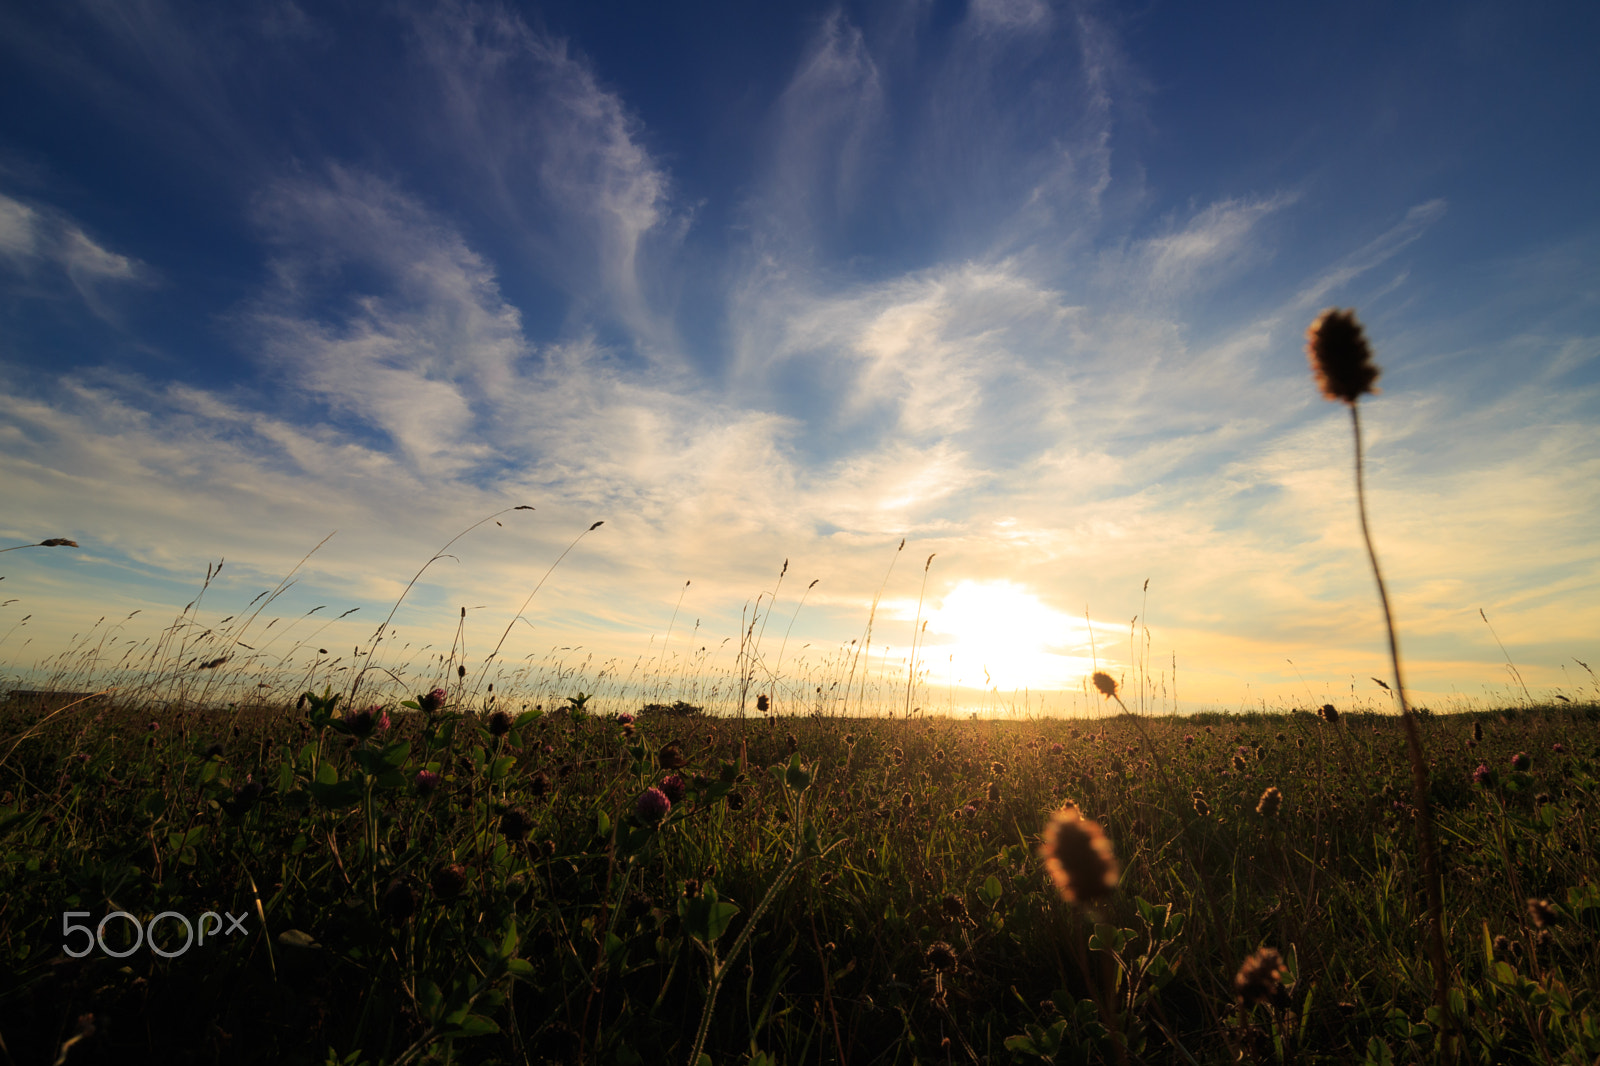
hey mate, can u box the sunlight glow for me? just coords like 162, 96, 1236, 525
922, 579, 1098, 694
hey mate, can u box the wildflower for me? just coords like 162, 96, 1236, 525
901, 792, 914, 809
420, 687, 448, 714
1257, 787, 1283, 817
1092, 672, 1118, 698
1511, 751, 1531, 771
757, 694, 770, 713
659, 774, 686, 804
1193, 796, 1211, 817
1552, 743, 1565, 754
616, 713, 635, 726
636, 786, 671, 824
1472, 764, 1494, 787
431, 863, 468, 899
659, 741, 688, 770
499, 806, 532, 842
924, 941, 958, 974
1235, 947, 1289, 1008
844, 733, 856, 747
987, 781, 1001, 803
344, 705, 387, 738
1527, 898, 1559, 929
1050, 742, 1064, 755
380, 879, 417, 924
1492, 934, 1519, 959
528, 771, 549, 798
1473, 721, 1483, 742
414, 770, 441, 796
942, 895, 968, 921
787, 733, 798, 755
1233, 753, 1248, 773
1038, 807, 1118, 903
1318, 704, 1339, 724
1306, 308, 1380, 404
726, 790, 745, 811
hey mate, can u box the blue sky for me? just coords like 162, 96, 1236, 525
1, 0, 1596, 715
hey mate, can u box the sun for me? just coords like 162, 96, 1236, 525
921, 580, 1096, 694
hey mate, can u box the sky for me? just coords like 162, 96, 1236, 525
1, 0, 1597, 717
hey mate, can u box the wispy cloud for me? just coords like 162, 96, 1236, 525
0, 190, 151, 319
404, 1, 686, 356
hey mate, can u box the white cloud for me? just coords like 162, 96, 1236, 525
0, 194, 39, 259
404, 1, 685, 355
0, 190, 150, 319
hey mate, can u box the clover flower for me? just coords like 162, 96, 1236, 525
636, 786, 671, 823
431, 863, 468, 899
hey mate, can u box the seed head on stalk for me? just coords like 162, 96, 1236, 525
1307, 308, 1380, 404
1307, 307, 1454, 1058
1038, 806, 1118, 904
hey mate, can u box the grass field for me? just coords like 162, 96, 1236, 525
2, 682, 1597, 1065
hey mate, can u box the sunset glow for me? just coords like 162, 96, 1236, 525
0, 3, 1595, 715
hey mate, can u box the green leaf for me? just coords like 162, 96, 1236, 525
978, 875, 1002, 907
417, 979, 443, 1023
490, 755, 516, 782
1364, 1036, 1395, 1066
309, 777, 365, 808
680, 893, 740, 944
441, 1014, 499, 1039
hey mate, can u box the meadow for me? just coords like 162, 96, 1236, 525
1, 675, 1597, 1065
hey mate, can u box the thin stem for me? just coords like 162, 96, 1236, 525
1350, 403, 1454, 1054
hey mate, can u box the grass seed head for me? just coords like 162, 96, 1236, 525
1235, 947, 1288, 1007
1528, 898, 1559, 929
1307, 308, 1381, 404
1039, 807, 1118, 903
1092, 672, 1118, 698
